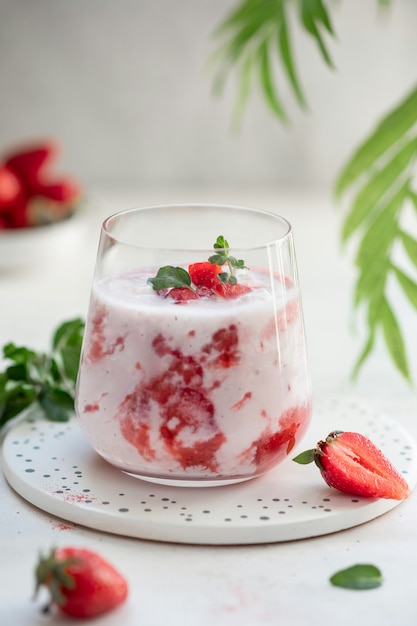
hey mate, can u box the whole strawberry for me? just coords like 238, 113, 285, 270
34, 546, 128, 619
293, 430, 410, 500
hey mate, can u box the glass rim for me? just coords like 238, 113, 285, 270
101, 203, 293, 252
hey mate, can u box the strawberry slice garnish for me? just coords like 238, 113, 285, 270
216, 282, 252, 299
164, 287, 198, 302
294, 430, 410, 500
188, 262, 252, 299
189, 262, 222, 291
34, 546, 128, 618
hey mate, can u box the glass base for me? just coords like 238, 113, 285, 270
122, 471, 258, 488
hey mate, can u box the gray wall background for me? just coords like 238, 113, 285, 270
1, 0, 417, 190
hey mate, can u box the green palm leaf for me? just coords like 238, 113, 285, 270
400, 229, 417, 268
298, 0, 335, 68
392, 265, 417, 309
259, 37, 288, 121
336, 85, 417, 381
341, 140, 417, 242
210, 0, 335, 124
336, 86, 417, 196
379, 297, 410, 381
278, 2, 306, 108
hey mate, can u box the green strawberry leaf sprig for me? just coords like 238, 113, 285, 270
0, 318, 84, 428
335, 86, 417, 382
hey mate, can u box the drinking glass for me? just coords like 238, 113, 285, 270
75, 204, 312, 486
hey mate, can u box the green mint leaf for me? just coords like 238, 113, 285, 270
147, 266, 192, 291
52, 318, 84, 353
330, 564, 383, 590
0, 317, 85, 429
5, 363, 28, 382
38, 385, 74, 422
210, 235, 248, 284
3, 343, 37, 364
208, 253, 227, 265
214, 236, 229, 250
0, 376, 37, 427
292, 448, 315, 464
59, 346, 82, 384
52, 318, 84, 383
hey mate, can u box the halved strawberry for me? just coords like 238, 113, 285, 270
189, 262, 222, 290
294, 430, 410, 500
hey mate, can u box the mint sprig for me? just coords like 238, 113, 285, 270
147, 266, 193, 291
208, 235, 247, 285
0, 318, 84, 428
147, 236, 248, 291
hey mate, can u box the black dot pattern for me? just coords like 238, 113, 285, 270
3, 396, 416, 543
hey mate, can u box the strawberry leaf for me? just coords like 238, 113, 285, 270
330, 564, 383, 590
292, 448, 315, 464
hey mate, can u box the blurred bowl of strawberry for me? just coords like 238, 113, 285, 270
0, 140, 85, 270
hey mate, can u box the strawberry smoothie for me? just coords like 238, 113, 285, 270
76, 266, 312, 485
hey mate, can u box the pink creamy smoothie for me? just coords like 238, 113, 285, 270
76, 268, 311, 481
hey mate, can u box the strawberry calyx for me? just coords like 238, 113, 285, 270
313, 430, 344, 472
34, 547, 79, 611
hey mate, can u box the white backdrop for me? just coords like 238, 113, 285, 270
1, 0, 417, 190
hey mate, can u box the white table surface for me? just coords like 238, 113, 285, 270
1, 186, 416, 625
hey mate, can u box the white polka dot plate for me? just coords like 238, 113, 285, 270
2, 396, 417, 544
